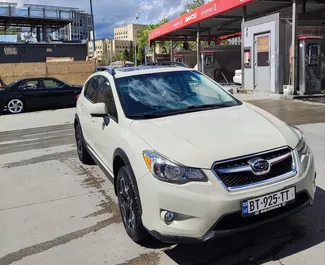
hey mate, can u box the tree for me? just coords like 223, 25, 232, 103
181, 0, 205, 15
128, 41, 134, 62
137, 18, 170, 62
220, 40, 230, 46
120, 48, 129, 61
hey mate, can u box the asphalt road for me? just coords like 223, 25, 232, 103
0, 98, 325, 265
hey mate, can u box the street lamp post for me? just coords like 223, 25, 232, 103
134, 12, 140, 66
90, 0, 96, 56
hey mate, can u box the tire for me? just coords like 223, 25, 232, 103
117, 166, 150, 243
7, 99, 24, 114
75, 122, 94, 165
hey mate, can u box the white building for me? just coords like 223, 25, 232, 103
55, 10, 92, 41
114, 24, 146, 42
88, 39, 133, 62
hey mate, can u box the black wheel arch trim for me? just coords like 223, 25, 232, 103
113, 148, 143, 215
74, 113, 80, 128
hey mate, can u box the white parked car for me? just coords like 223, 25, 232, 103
74, 65, 316, 245
233, 69, 242, 85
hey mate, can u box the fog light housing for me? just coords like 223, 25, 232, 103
164, 211, 175, 223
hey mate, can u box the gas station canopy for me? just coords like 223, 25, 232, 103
148, 0, 325, 45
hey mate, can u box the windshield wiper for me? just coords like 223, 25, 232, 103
127, 113, 168, 119
182, 103, 232, 110
128, 103, 233, 120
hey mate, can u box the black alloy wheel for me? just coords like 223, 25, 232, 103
116, 166, 150, 243
75, 122, 94, 164
118, 175, 136, 231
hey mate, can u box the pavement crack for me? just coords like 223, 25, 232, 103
0, 217, 119, 265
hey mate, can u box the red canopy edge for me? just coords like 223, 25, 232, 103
148, 0, 256, 45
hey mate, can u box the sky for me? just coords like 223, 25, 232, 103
10, 0, 193, 38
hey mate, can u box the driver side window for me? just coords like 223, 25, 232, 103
84, 76, 100, 103
20, 80, 41, 90
97, 77, 118, 120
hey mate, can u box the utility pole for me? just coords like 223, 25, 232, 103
291, 0, 297, 94
90, 0, 96, 57
134, 12, 141, 66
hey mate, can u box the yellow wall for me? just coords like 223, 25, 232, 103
0, 61, 96, 86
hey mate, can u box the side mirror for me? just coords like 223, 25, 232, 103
89, 103, 108, 117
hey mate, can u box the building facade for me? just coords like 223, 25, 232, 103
88, 39, 133, 62
114, 24, 146, 42
55, 10, 92, 41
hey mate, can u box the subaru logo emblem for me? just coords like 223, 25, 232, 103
248, 158, 270, 175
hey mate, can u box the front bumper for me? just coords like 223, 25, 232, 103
137, 150, 316, 244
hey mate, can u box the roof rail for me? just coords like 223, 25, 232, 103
146, 61, 190, 68
93, 66, 116, 76
107, 67, 116, 77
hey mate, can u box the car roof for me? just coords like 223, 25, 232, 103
107, 65, 194, 79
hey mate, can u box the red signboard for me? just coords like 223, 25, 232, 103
149, 0, 256, 44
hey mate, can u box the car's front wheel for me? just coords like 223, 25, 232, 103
7, 99, 24, 114
117, 166, 149, 243
75, 122, 94, 165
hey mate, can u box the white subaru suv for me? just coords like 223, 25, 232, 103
74, 65, 316, 244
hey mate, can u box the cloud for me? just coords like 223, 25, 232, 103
0, 0, 188, 38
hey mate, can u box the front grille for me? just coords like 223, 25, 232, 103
213, 147, 295, 190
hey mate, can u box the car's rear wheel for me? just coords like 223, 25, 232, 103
117, 166, 149, 243
7, 99, 24, 114
75, 122, 94, 165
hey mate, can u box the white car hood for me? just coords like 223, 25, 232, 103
130, 103, 299, 169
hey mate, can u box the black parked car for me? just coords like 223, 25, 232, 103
0, 77, 83, 114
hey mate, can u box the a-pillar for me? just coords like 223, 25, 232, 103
197, 23, 201, 72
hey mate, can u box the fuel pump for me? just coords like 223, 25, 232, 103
201, 51, 214, 79
174, 54, 184, 63
298, 36, 322, 94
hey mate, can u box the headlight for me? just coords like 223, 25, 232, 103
296, 134, 308, 157
143, 151, 208, 184
289, 125, 308, 157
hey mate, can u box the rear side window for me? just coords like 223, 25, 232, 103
84, 76, 99, 102
43, 79, 65, 89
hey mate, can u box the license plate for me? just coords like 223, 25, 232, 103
241, 187, 296, 217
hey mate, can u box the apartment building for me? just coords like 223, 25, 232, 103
88, 39, 133, 62
55, 10, 92, 41
114, 24, 146, 42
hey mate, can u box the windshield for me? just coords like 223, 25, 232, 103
115, 70, 241, 118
